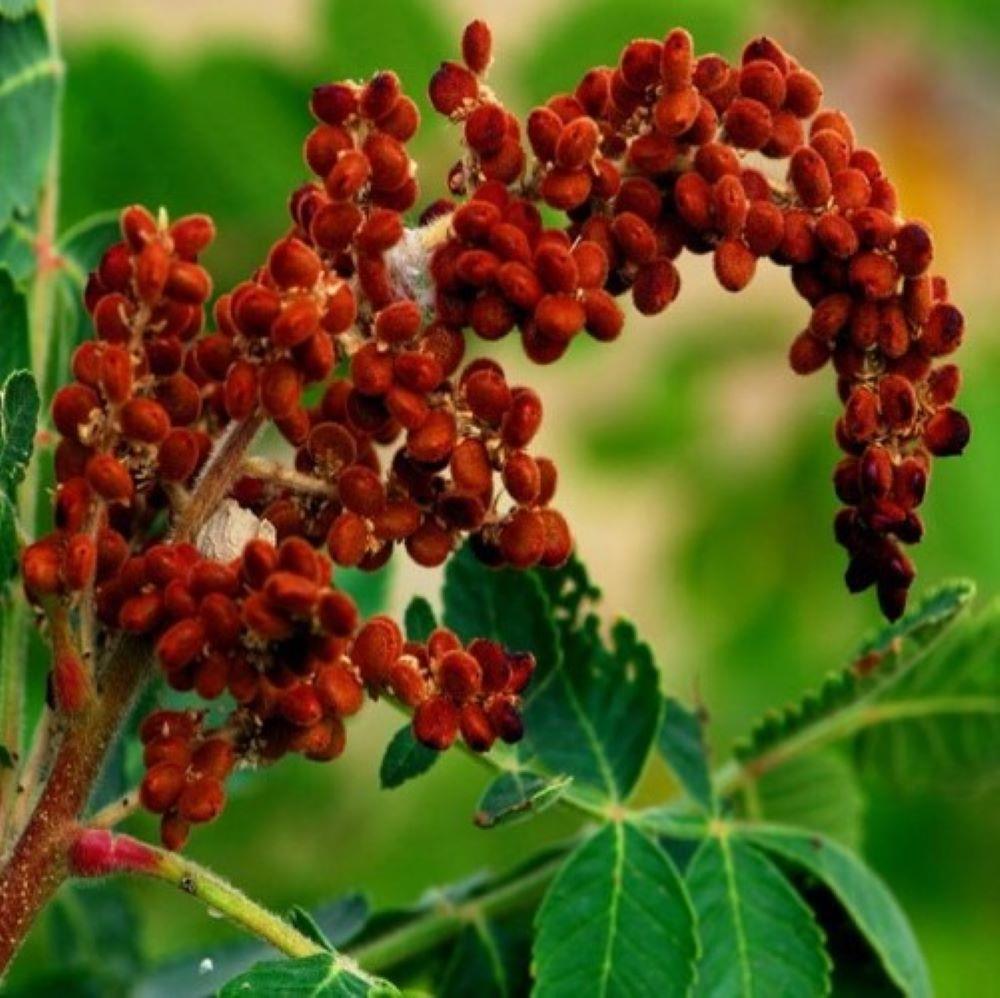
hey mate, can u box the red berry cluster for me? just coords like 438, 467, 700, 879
387, 628, 532, 752
202, 56, 573, 574
118, 534, 534, 845
21, 19, 969, 848
121, 536, 359, 846
22, 209, 216, 604
138, 709, 235, 851
424, 23, 968, 618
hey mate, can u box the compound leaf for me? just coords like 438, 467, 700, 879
524, 615, 661, 804
735, 751, 864, 851
444, 547, 661, 805
853, 595, 1000, 791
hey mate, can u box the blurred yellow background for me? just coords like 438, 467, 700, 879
10, 0, 999, 993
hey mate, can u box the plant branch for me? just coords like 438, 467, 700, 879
68, 827, 325, 960
240, 456, 337, 497
170, 413, 265, 544
0, 638, 153, 971
88, 787, 140, 829
713, 694, 999, 798
6, 708, 56, 847
348, 852, 566, 975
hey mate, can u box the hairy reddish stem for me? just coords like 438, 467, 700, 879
0, 638, 152, 971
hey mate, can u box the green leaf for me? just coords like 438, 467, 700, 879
0, 368, 38, 498
219, 952, 398, 997
311, 893, 371, 948
734, 580, 976, 764
439, 920, 521, 998
379, 724, 438, 789
289, 905, 335, 951
853, 596, 1000, 791
685, 835, 830, 997
0, 268, 28, 378
659, 697, 714, 813
743, 824, 931, 998
474, 771, 571, 829
735, 751, 864, 851
403, 596, 436, 642
0, 12, 60, 224
533, 822, 697, 997
525, 615, 662, 805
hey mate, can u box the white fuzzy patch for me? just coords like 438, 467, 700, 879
196, 499, 276, 562
385, 225, 434, 312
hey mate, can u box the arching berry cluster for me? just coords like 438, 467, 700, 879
19, 19, 967, 847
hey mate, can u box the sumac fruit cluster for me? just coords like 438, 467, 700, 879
20, 19, 968, 847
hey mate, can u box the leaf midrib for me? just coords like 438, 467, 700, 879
596, 822, 625, 997
719, 835, 754, 997
0, 55, 61, 100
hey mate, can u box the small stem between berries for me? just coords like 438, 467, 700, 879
240, 456, 338, 497
171, 412, 265, 543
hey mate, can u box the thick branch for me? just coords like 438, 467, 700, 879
0, 638, 153, 971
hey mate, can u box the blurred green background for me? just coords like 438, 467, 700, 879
9, 0, 1000, 992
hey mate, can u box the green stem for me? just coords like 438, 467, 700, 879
349, 853, 566, 975
714, 695, 1000, 797
150, 848, 324, 959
